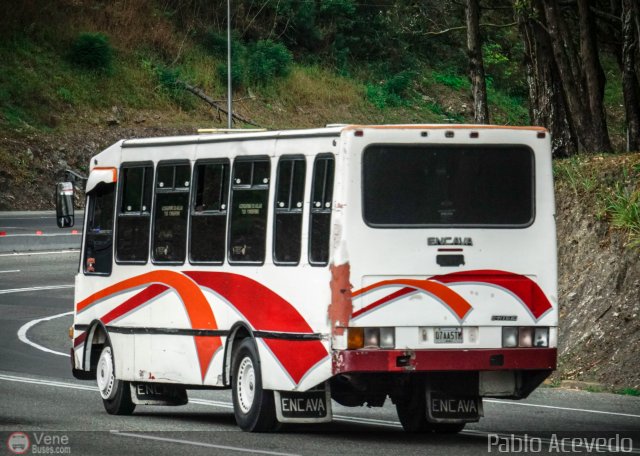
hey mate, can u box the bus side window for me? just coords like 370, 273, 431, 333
228, 157, 270, 264
116, 164, 153, 263
274, 156, 305, 265
84, 183, 115, 275
309, 154, 334, 266
190, 160, 229, 264
152, 162, 190, 264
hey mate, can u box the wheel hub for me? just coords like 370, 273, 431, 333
236, 357, 256, 414
97, 346, 116, 400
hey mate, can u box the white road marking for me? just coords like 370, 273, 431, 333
0, 269, 20, 273
0, 233, 80, 237
0, 284, 73, 295
0, 249, 79, 257
0, 216, 56, 220
485, 399, 640, 419
111, 431, 299, 456
2, 369, 638, 422
17, 311, 73, 357
0, 373, 96, 391
0, 373, 639, 454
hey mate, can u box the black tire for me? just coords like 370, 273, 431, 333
395, 386, 429, 433
231, 338, 279, 432
96, 344, 135, 416
395, 384, 466, 434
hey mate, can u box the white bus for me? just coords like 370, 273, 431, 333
57, 124, 557, 433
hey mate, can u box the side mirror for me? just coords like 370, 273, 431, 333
56, 182, 75, 228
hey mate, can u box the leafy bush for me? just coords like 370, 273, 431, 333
202, 30, 228, 57
604, 182, 640, 246
385, 71, 414, 97
69, 32, 113, 72
154, 65, 181, 93
246, 40, 293, 85
365, 84, 387, 109
56, 87, 74, 104
365, 71, 415, 109
432, 71, 468, 91
217, 61, 245, 88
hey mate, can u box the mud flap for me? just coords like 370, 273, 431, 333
274, 384, 332, 423
426, 390, 483, 423
130, 382, 188, 406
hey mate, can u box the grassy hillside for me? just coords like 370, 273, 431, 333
0, 0, 546, 210
0, 1, 535, 133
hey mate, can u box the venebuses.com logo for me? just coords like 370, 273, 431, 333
6, 432, 30, 454
6, 432, 71, 454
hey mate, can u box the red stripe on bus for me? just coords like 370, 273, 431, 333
352, 279, 473, 321
75, 270, 222, 381
101, 284, 169, 325
185, 271, 329, 384
73, 332, 87, 348
73, 285, 168, 348
352, 287, 416, 318
430, 270, 553, 319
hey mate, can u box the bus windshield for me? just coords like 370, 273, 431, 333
362, 144, 534, 227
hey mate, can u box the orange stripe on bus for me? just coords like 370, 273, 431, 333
76, 270, 220, 380
342, 124, 548, 132
352, 279, 472, 321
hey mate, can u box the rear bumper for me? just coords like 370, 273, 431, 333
332, 348, 557, 374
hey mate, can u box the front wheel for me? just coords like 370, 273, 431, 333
96, 344, 135, 415
231, 338, 279, 432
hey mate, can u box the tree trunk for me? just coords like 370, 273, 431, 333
622, 0, 640, 151
541, 0, 610, 153
466, 0, 489, 124
577, 0, 612, 152
518, 1, 576, 157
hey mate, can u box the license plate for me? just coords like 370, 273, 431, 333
428, 392, 481, 421
278, 390, 329, 419
130, 383, 188, 406
434, 327, 463, 343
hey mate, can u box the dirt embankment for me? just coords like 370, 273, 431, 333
0, 116, 206, 210
553, 155, 640, 390
2, 125, 639, 389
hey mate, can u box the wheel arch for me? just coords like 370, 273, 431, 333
81, 320, 113, 376
223, 322, 255, 386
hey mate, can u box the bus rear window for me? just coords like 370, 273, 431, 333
362, 145, 534, 227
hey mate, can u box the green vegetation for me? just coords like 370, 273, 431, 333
0, 0, 544, 134
615, 388, 640, 396
555, 154, 640, 247
604, 182, 640, 247
0, 0, 628, 144
69, 32, 114, 72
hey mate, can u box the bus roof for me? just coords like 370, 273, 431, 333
120, 124, 547, 149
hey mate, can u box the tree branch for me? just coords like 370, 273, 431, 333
177, 79, 261, 127
590, 7, 621, 24
424, 21, 517, 37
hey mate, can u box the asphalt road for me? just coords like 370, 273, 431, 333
0, 217, 639, 455
0, 211, 83, 253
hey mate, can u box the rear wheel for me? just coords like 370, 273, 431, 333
395, 386, 429, 432
96, 344, 135, 415
231, 338, 279, 432
395, 384, 466, 434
